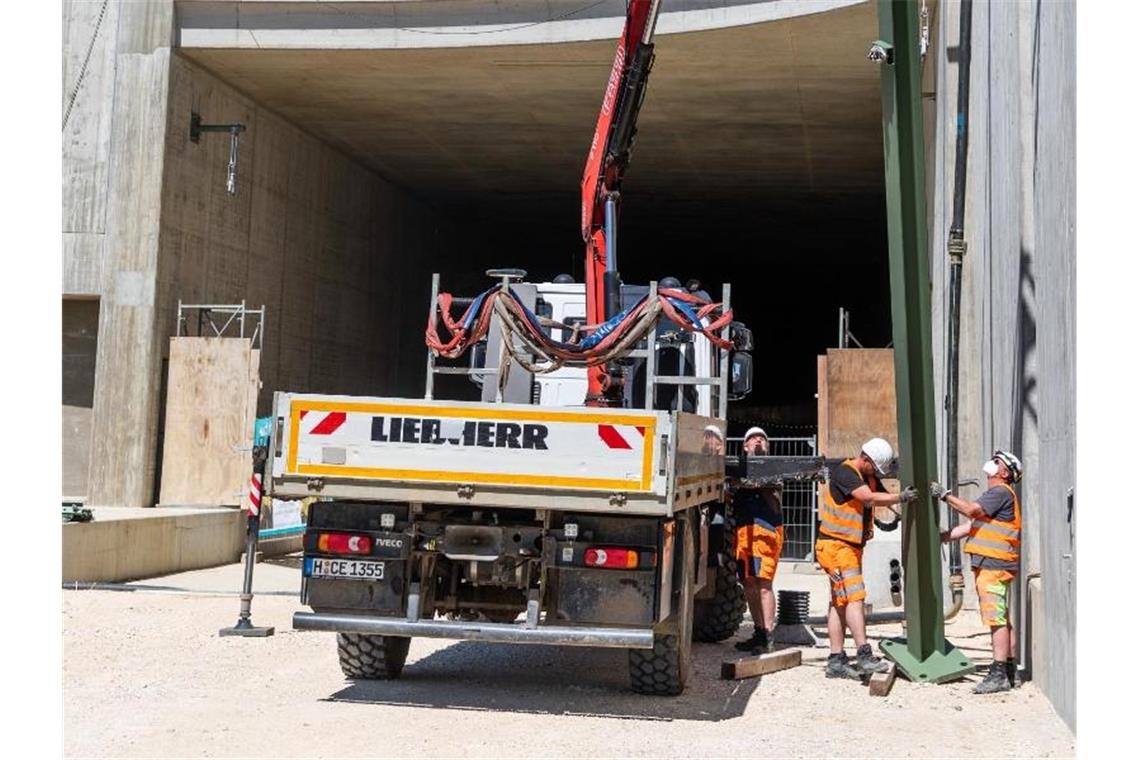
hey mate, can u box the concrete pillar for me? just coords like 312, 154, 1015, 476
1030, 0, 1076, 730
87, 1, 175, 507
930, 0, 1074, 731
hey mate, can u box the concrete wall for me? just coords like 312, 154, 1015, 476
158, 54, 453, 415
929, 0, 1075, 730
63, 1, 466, 505
63, 0, 121, 296
62, 508, 246, 583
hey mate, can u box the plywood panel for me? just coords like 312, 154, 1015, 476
159, 338, 260, 505
820, 348, 897, 458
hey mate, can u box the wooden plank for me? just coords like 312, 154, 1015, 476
869, 662, 897, 696
822, 348, 898, 458
159, 337, 260, 506
721, 649, 802, 680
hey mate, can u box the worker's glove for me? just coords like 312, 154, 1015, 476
930, 482, 951, 501
874, 517, 899, 532
898, 486, 919, 504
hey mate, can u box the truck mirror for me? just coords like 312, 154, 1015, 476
729, 352, 753, 400
730, 322, 754, 351
469, 340, 488, 387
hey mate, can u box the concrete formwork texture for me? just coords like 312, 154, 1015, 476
61, 0, 1075, 731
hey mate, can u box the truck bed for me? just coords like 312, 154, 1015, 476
269, 393, 724, 516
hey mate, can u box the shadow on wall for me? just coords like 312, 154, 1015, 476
1011, 246, 1038, 453
325, 640, 759, 721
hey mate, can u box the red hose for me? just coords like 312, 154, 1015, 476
426, 284, 735, 360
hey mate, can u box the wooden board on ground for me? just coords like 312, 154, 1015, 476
869, 662, 898, 696
721, 649, 802, 680
159, 337, 261, 506
817, 348, 897, 458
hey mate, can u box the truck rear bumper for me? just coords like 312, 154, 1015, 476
293, 611, 654, 649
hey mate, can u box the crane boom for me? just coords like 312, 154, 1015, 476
580, 0, 662, 406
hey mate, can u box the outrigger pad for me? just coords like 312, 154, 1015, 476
879, 637, 974, 684
219, 620, 275, 638
772, 623, 827, 648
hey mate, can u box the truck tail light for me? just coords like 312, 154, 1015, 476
584, 547, 642, 569
317, 532, 372, 555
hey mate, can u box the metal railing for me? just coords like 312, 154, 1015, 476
424, 274, 732, 417
726, 435, 818, 560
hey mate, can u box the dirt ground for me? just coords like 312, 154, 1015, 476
63, 559, 1074, 758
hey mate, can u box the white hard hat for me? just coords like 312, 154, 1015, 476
992, 449, 1023, 483
703, 424, 724, 440
743, 426, 768, 442
861, 437, 894, 476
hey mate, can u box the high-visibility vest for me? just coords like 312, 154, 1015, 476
964, 483, 1021, 563
818, 460, 877, 546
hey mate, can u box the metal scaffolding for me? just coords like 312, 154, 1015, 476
176, 300, 265, 349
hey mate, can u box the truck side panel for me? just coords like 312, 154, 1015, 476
669, 413, 726, 511
277, 394, 665, 493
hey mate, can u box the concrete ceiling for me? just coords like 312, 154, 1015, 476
181, 1, 883, 226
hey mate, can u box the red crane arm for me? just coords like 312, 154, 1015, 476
580, 0, 660, 239
580, 0, 661, 405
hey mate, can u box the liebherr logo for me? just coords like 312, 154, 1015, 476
370, 416, 549, 451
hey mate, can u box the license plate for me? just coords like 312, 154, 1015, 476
305, 557, 385, 581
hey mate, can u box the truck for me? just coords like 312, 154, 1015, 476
271, 0, 756, 695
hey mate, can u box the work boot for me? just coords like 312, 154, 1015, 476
1006, 658, 1022, 689
854, 643, 890, 675
825, 652, 862, 680
734, 628, 769, 654
974, 661, 1012, 694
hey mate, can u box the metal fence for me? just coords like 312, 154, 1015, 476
726, 435, 818, 561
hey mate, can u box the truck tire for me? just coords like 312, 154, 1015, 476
629, 512, 695, 696
337, 633, 411, 680
692, 548, 745, 642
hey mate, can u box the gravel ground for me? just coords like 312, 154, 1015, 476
63, 561, 1074, 759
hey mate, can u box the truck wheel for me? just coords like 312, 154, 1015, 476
692, 548, 745, 642
629, 512, 695, 696
629, 632, 688, 696
337, 633, 411, 680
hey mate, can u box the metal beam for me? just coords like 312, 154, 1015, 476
874, 0, 972, 684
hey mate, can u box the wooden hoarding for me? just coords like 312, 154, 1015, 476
159, 337, 260, 506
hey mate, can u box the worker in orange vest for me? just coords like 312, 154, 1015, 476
817, 437, 918, 679
730, 427, 783, 655
933, 449, 1024, 694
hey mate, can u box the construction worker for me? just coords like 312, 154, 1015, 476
729, 427, 783, 655
817, 437, 918, 679
932, 449, 1024, 694
703, 424, 725, 455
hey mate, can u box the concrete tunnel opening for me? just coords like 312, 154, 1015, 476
60, 0, 1080, 729
169, 1, 890, 435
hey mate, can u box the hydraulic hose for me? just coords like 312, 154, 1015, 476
942, 0, 973, 617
